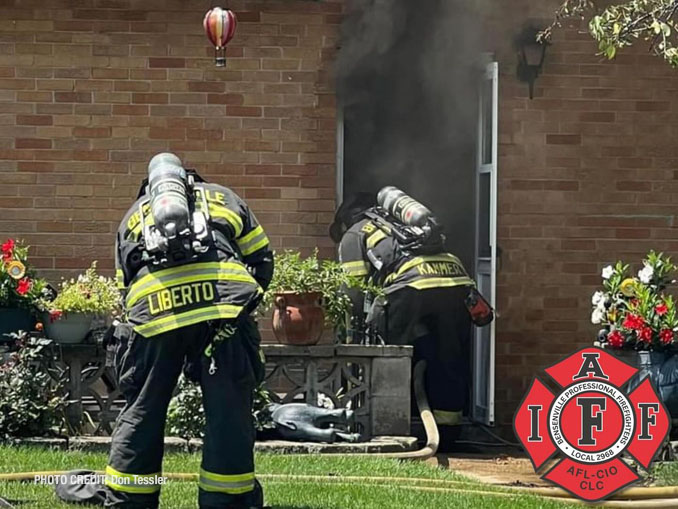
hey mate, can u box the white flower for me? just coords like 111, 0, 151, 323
591, 308, 605, 325
601, 266, 614, 280
638, 264, 654, 284
592, 291, 605, 306
317, 393, 334, 409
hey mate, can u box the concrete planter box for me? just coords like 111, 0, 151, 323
262, 344, 413, 438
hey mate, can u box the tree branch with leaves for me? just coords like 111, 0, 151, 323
543, 0, 678, 66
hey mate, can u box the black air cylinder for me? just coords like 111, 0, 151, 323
377, 186, 432, 227
147, 152, 190, 239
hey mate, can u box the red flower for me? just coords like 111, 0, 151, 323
639, 326, 653, 343
660, 329, 674, 345
1, 238, 15, 255
656, 303, 669, 316
622, 313, 645, 331
608, 330, 625, 349
49, 310, 63, 323
16, 277, 31, 295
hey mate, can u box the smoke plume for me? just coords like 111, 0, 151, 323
336, 0, 489, 267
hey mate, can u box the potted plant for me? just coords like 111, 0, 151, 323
592, 251, 678, 415
39, 262, 120, 344
0, 239, 47, 339
261, 250, 363, 345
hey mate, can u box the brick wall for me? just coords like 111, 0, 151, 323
0, 0, 341, 281
493, 9, 678, 432
6, 0, 678, 432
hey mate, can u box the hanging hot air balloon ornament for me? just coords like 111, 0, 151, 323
203, 7, 237, 67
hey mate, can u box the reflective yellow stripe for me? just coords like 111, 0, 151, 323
406, 277, 474, 290
126, 262, 255, 307
237, 225, 269, 256
202, 202, 243, 237
116, 269, 125, 290
341, 260, 370, 276
134, 303, 244, 337
104, 465, 161, 494
366, 229, 387, 249
199, 468, 255, 494
433, 409, 463, 426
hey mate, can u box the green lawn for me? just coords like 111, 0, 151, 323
0, 446, 574, 508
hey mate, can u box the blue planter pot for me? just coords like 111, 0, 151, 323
624, 351, 678, 418
0, 307, 34, 341
43, 312, 94, 344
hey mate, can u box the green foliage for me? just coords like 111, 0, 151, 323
39, 262, 120, 316
0, 334, 65, 440
166, 376, 274, 443
260, 250, 381, 331
166, 375, 205, 443
0, 239, 48, 310
545, 0, 678, 67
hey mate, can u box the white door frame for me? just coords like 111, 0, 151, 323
472, 60, 498, 425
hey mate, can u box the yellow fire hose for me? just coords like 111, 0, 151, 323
1, 361, 678, 506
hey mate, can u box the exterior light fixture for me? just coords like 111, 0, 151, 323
516, 26, 549, 99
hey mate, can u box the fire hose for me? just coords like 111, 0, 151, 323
1, 362, 678, 507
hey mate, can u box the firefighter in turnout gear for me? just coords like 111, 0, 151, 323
330, 189, 481, 441
107, 153, 273, 509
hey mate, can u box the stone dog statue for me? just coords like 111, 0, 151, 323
268, 403, 361, 443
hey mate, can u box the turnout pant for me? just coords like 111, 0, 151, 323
105, 317, 264, 509
371, 286, 472, 426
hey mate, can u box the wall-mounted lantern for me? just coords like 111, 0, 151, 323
515, 26, 549, 99
203, 7, 237, 67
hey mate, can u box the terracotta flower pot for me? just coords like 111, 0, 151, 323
272, 291, 324, 346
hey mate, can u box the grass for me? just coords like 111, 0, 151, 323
0, 445, 575, 508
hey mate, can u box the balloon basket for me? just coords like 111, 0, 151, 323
214, 48, 226, 67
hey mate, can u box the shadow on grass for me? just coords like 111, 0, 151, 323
1, 497, 33, 506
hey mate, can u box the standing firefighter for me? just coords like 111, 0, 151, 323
108, 153, 273, 509
330, 187, 492, 442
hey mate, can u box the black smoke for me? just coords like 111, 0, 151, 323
336, 0, 488, 268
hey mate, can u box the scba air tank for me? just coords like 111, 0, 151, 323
377, 186, 432, 228
147, 152, 191, 239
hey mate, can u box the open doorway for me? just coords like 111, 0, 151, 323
336, 59, 498, 425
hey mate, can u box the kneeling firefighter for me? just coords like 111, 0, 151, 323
330, 187, 492, 441
107, 153, 273, 509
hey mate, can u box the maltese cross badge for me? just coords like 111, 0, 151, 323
514, 347, 670, 502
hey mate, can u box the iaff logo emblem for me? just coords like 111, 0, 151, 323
514, 347, 670, 502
